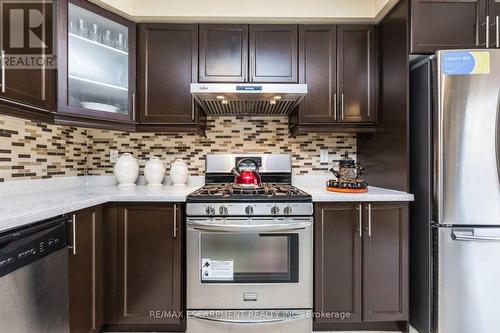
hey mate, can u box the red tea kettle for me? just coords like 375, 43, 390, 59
232, 158, 262, 187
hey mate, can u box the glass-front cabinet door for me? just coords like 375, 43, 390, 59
57, 0, 136, 127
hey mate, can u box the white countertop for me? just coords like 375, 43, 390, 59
0, 177, 203, 233
296, 184, 414, 202
0, 175, 413, 233
293, 175, 414, 202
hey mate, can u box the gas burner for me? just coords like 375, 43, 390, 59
187, 154, 313, 216
187, 183, 311, 203
232, 183, 265, 191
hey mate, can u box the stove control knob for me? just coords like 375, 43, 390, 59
245, 205, 254, 215
205, 206, 216, 216
283, 205, 293, 215
271, 206, 280, 215
219, 206, 229, 215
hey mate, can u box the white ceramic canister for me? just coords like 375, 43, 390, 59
113, 153, 139, 187
144, 156, 166, 187
169, 159, 190, 186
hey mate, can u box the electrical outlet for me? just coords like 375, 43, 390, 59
320, 149, 329, 164
110, 149, 119, 163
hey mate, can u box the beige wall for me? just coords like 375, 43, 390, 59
91, 0, 398, 23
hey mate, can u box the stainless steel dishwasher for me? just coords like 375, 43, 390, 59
0, 217, 70, 333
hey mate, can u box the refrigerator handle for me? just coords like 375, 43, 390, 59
486, 16, 490, 48
452, 229, 500, 243
497, 16, 499, 48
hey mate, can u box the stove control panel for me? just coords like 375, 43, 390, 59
187, 202, 313, 217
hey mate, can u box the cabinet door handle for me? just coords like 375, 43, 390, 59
250, 52, 255, 82
366, 204, 372, 237
486, 16, 490, 48
357, 204, 362, 238
68, 214, 77, 255
173, 204, 177, 239
476, 19, 480, 46
497, 16, 499, 48
1, 50, 5, 93
191, 96, 195, 121
340, 93, 345, 120
332, 93, 337, 119
132, 93, 136, 117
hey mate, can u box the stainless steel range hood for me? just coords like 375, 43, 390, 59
191, 83, 307, 116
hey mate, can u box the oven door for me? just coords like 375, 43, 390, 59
186, 217, 313, 309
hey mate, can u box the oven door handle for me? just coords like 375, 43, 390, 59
187, 221, 311, 233
190, 312, 306, 324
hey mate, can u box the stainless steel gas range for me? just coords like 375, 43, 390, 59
186, 154, 313, 333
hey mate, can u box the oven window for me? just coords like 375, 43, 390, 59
200, 233, 299, 283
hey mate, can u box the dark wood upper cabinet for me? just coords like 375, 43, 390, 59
0, 0, 54, 121
138, 24, 206, 134
1, 67, 54, 113
56, 0, 136, 130
490, 0, 500, 47
291, 24, 377, 134
115, 203, 184, 331
362, 202, 408, 322
297, 25, 337, 124
249, 25, 298, 83
314, 203, 362, 330
337, 25, 377, 123
199, 24, 248, 82
411, 0, 487, 54
68, 205, 103, 333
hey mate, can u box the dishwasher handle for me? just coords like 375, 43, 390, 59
0, 217, 67, 251
0, 217, 68, 278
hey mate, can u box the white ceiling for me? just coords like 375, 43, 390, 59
89, 0, 399, 24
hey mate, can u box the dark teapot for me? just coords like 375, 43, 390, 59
329, 151, 364, 182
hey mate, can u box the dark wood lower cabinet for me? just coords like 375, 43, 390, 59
68, 205, 103, 333
103, 203, 185, 332
314, 202, 409, 331
362, 202, 409, 322
314, 203, 362, 327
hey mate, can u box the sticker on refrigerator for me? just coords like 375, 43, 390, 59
201, 258, 234, 281
442, 51, 490, 75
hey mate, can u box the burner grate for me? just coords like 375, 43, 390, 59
188, 183, 311, 201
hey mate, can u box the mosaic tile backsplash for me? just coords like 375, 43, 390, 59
0, 115, 356, 182
0, 115, 87, 182
87, 117, 356, 176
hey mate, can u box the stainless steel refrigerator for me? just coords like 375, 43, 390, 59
410, 49, 500, 333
